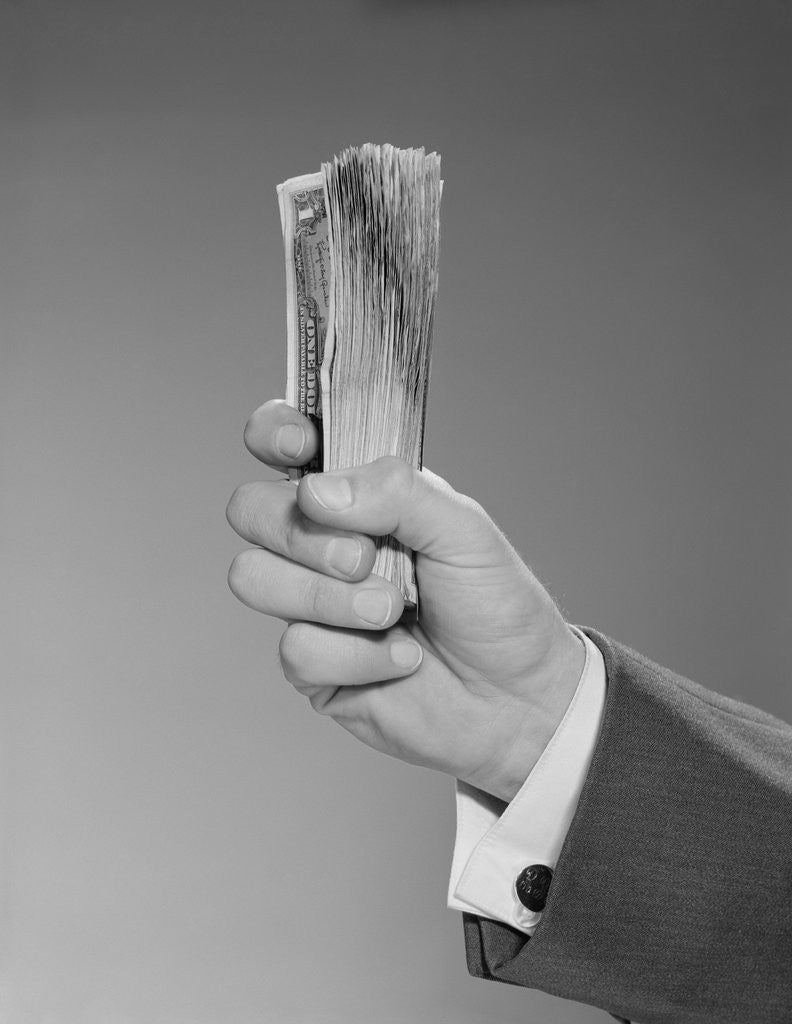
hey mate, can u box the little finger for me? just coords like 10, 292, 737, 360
279, 622, 424, 690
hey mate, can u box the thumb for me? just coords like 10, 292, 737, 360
296, 456, 511, 566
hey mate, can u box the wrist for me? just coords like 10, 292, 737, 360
475, 623, 586, 803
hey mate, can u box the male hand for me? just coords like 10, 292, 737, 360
227, 400, 584, 802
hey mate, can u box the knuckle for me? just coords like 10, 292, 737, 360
277, 625, 299, 680
302, 572, 333, 622
376, 454, 411, 480
226, 483, 255, 532
278, 623, 312, 685
375, 456, 416, 502
458, 492, 488, 521
242, 413, 262, 452
227, 549, 258, 598
281, 503, 305, 556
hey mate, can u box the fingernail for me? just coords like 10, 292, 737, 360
307, 474, 353, 511
275, 423, 306, 460
352, 589, 392, 627
390, 639, 423, 671
326, 537, 363, 577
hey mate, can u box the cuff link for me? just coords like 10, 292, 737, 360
515, 864, 553, 912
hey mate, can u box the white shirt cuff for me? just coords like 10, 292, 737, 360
447, 627, 607, 934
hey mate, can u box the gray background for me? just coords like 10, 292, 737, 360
2, 1, 790, 1022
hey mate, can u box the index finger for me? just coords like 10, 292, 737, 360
244, 399, 320, 470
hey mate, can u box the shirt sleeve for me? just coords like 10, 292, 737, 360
447, 627, 607, 934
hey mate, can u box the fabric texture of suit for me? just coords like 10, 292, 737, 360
463, 628, 792, 1024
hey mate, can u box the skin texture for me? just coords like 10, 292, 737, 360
227, 399, 585, 803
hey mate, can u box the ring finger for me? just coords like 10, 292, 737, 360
228, 547, 404, 630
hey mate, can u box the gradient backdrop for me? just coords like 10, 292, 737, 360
2, 2, 791, 1022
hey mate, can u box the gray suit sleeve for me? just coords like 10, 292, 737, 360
463, 628, 792, 1024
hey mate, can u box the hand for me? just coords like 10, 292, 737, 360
226, 400, 585, 802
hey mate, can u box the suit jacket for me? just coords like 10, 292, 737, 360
463, 628, 792, 1024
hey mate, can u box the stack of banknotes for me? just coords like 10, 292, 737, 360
277, 144, 442, 606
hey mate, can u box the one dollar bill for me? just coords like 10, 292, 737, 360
277, 172, 332, 476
